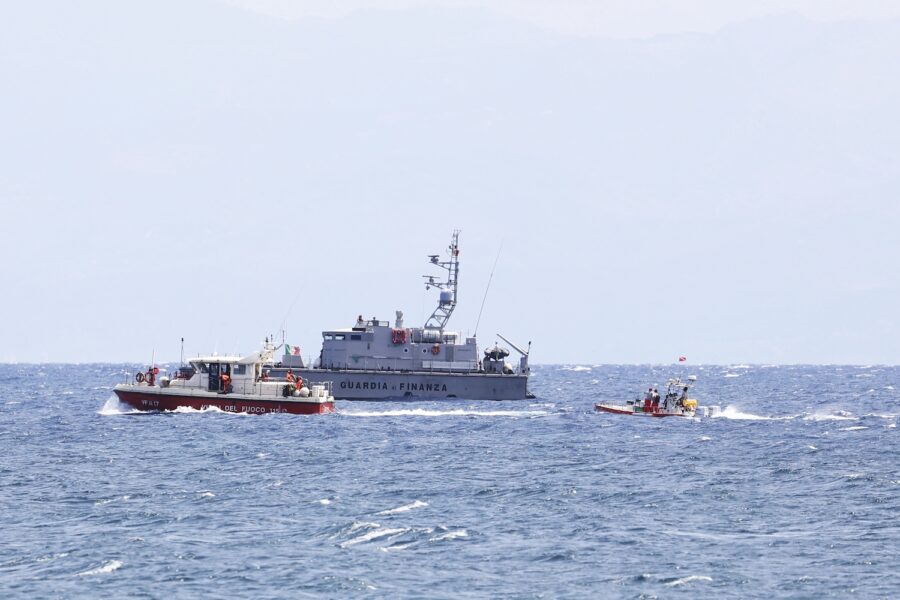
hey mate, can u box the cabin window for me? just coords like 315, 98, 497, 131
233, 365, 246, 375
324, 334, 333, 341
350, 334, 361, 341
334, 334, 346, 341
199, 363, 209, 373
404, 348, 409, 353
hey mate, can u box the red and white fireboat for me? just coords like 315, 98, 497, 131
114, 344, 335, 415
595, 376, 718, 418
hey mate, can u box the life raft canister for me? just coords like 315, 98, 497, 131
391, 328, 408, 344
431, 344, 440, 355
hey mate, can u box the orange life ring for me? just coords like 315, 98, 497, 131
431, 344, 440, 355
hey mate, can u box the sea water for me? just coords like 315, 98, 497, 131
1, 364, 898, 598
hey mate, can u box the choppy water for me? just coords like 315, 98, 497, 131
1, 363, 898, 598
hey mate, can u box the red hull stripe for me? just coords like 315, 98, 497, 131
115, 390, 334, 415
594, 404, 683, 418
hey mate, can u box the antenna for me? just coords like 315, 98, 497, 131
422, 229, 461, 331
180, 337, 184, 366
474, 241, 502, 337
497, 333, 529, 356
277, 289, 303, 339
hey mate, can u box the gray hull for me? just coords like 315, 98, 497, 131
291, 368, 529, 400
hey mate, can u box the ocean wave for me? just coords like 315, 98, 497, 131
803, 412, 857, 422
97, 396, 141, 416
94, 495, 130, 506
340, 408, 547, 418
723, 373, 741, 378
76, 560, 123, 577
377, 500, 428, 516
430, 529, 468, 542
340, 527, 410, 548
665, 575, 712, 587
562, 366, 592, 372
713, 406, 779, 421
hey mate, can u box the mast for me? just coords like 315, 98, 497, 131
423, 230, 460, 331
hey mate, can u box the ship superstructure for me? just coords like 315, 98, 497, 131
287, 231, 531, 400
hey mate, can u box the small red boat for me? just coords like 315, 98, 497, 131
114, 344, 335, 415
595, 376, 715, 418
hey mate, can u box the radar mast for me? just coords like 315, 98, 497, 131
422, 230, 460, 331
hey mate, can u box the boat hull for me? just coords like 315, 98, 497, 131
114, 388, 334, 415
595, 403, 693, 418
285, 368, 530, 400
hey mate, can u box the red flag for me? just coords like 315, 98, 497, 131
678, 356, 687, 362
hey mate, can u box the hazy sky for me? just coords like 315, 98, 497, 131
224, 0, 900, 36
1, 1, 898, 364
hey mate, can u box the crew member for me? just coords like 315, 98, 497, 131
643, 387, 653, 412
677, 385, 689, 408
652, 388, 660, 411
286, 369, 295, 383
220, 372, 231, 394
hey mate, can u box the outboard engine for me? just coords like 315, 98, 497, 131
483, 345, 511, 374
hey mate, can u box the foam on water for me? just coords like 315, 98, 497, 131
377, 500, 428, 515
340, 527, 410, 548
430, 529, 468, 542
339, 408, 547, 418
713, 406, 778, 420
666, 575, 713, 587
97, 396, 140, 416
76, 560, 123, 577
803, 411, 857, 421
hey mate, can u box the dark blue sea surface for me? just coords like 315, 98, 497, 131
1, 363, 898, 598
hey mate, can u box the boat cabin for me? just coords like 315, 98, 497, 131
317, 316, 480, 372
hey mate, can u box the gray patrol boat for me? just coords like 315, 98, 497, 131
284, 231, 532, 400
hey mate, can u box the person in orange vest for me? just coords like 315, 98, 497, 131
286, 369, 295, 384
220, 372, 231, 393
643, 388, 653, 413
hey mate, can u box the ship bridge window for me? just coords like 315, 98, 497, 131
324, 333, 346, 341
334, 334, 346, 341
199, 363, 209, 373
350, 334, 362, 341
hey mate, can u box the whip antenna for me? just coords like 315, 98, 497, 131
277, 289, 303, 340
474, 241, 503, 338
